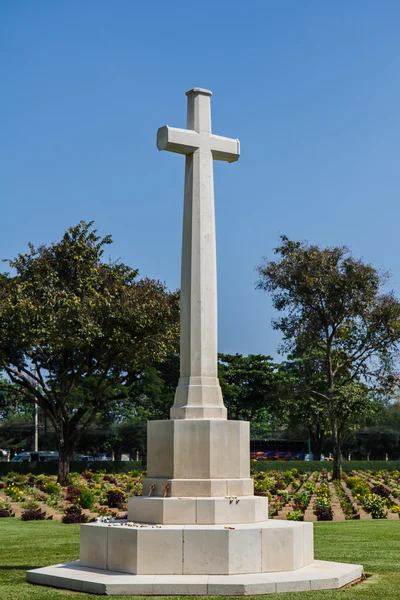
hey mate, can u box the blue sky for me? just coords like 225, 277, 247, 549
1, 1, 400, 360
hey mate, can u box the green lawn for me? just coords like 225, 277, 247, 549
0, 519, 399, 600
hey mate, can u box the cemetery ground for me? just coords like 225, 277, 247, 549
0, 467, 399, 599
0, 519, 399, 600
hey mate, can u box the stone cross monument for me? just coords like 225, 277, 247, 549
157, 87, 239, 420
28, 88, 363, 596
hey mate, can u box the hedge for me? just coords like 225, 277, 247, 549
250, 460, 400, 473
0, 460, 144, 477
1, 459, 399, 477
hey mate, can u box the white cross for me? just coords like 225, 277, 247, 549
157, 88, 240, 163
157, 88, 240, 420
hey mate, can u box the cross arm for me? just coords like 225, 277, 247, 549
157, 126, 200, 155
210, 135, 240, 163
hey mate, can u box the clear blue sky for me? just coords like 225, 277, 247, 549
1, 1, 400, 360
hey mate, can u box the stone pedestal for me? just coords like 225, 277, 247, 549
26, 416, 363, 594
143, 419, 253, 497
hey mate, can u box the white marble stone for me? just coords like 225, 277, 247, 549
261, 520, 311, 572
195, 496, 268, 525
27, 560, 364, 595
128, 496, 196, 524
146, 419, 250, 481
80, 523, 108, 570
142, 477, 254, 498
136, 528, 183, 574
129, 496, 267, 525
107, 527, 138, 574
157, 88, 239, 420
183, 526, 262, 575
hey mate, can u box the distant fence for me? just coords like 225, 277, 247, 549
0, 460, 144, 476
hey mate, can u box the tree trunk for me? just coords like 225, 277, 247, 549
58, 443, 73, 486
332, 419, 342, 480
310, 424, 324, 460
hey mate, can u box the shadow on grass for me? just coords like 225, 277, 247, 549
0, 565, 40, 571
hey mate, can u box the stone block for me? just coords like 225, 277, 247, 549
108, 527, 138, 574
303, 522, 314, 565
183, 526, 261, 575
80, 523, 108, 570
261, 521, 312, 572
128, 496, 196, 524
146, 420, 174, 478
207, 575, 276, 596
108, 526, 183, 575
195, 496, 268, 525
152, 575, 209, 595
146, 419, 250, 481
227, 478, 254, 496
136, 528, 183, 574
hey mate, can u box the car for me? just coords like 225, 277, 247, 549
74, 455, 94, 461
11, 451, 59, 462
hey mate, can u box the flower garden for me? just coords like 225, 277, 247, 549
0, 467, 399, 523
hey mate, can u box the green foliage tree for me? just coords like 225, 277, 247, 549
0, 377, 33, 420
257, 236, 400, 479
130, 352, 180, 421
277, 352, 330, 459
0, 222, 179, 484
218, 354, 282, 428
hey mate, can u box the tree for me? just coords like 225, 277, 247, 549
130, 352, 180, 422
0, 222, 179, 484
277, 352, 330, 459
0, 377, 33, 421
218, 354, 282, 429
257, 236, 400, 479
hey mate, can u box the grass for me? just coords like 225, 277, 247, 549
0, 519, 399, 599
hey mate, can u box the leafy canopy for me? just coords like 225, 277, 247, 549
0, 221, 179, 480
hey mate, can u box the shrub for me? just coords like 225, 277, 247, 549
0, 498, 14, 517
346, 477, 370, 497
391, 505, 400, 514
81, 471, 93, 481
103, 475, 118, 485
286, 509, 303, 521
22, 500, 40, 511
107, 488, 126, 509
62, 504, 88, 524
66, 486, 82, 503
314, 505, 333, 521
371, 484, 391, 499
276, 490, 289, 503
42, 480, 61, 495
126, 481, 143, 496
78, 488, 96, 510
275, 479, 286, 491
362, 494, 387, 519
21, 508, 47, 521
292, 491, 311, 512
303, 481, 316, 493
5, 485, 24, 502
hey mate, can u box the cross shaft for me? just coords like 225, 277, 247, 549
157, 88, 240, 419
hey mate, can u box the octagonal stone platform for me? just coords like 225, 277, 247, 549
27, 560, 364, 595
79, 520, 314, 575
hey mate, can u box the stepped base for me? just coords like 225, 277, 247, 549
27, 560, 364, 595
128, 495, 268, 524
79, 520, 313, 575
